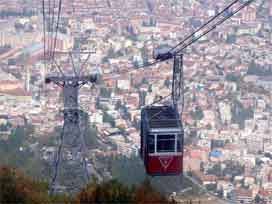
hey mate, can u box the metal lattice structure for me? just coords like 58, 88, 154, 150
172, 54, 184, 110
42, 0, 98, 194
46, 73, 97, 194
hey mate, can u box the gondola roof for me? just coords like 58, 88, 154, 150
143, 106, 182, 130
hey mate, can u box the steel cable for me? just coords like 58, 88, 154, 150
42, 0, 47, 71
49, 0, 56, 60
52, 0, 63, 61
78, 110, 90, 183
49, 122, 65, 195
168, 0, 241, 54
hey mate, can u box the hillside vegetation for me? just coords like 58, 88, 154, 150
0, 165, 169, 204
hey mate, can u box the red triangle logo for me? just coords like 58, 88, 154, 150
159, 156, 173, 170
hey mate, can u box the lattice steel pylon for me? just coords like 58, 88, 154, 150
46, 69, 97, 194
42, 0, 98, 194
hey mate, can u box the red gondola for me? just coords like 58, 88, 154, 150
140, 106, 183, 176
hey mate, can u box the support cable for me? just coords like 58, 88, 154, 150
49, 122, 65, 195
100, 0, 255, 74
42, 0, 65, 77
168, 0, 241, 54
78, 110, 90, 183
78, 53, 92, 76
175, 0, 255, 54
53, 59, 66, 77
69, 52, 78, 77
52, 0, 63, 61
49, 0, 56, 60
47, 0, 52, 60
42, 0, 47, 70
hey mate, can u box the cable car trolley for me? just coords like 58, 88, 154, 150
140, 106, 183, 176
140, 54, 184, 176
139, 0, 255, 176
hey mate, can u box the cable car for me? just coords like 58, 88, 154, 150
140, 105, 183, 176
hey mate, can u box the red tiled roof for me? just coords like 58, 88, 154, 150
0, 80, 20, 85
236, 188, 253, 197
0, 88, 31, 97
259, 190, 270, 197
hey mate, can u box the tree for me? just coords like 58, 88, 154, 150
231, 100, 254, 129
247, 60, 272, 76
226, 34, 236, 44
164, 78, 171, 88
109, 155, 146, 186
103, 111, 115, 127
79, 110, 98, 148
76, 179, 135, 203
200, 162, 205, 172
0, 166, 50, 204
218, 188, 224, 198
225, 73, 240, 82
191, 106, 204, 120
140, 48, 149, 64
254, 194, 264, 204
207, 163, 222, 177
100, 87, 112, 98
135, 178, 167, 204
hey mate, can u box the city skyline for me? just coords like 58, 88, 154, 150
0, 0, 272, 203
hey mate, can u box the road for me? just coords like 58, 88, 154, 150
176, 173, 234, 204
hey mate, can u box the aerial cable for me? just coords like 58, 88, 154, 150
78, 53, 92, 76
168, 0, 241, 54
43, 0, 65, 77
102, 59, 161, 77
99, 58, 167, 83
47, 0, 53, 60
52, 0, 63, 61
148, 93, 172, 107
42, 0, 47, 70
78, 110, 90, 182
175, 0, 255, 54
42, 0, 65, 78
49, 122, 65, 195
69, 52, 78, 76
134, 59, 160, 69
107, 0, 255, 76
49, 0, 56, 60
52, 59, 66, 77
121, 0, 255, 74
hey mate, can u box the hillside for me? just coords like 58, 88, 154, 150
0, 165, 170, 204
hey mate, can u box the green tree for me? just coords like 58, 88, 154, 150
191, 106, 204, 120
225, 73, 240, 82
100, 87, 112, 98
226, 34, 236, 44
140, 48, 149, 64
231, 100, 254, 129
109, 155, 146, 186
103, 111, 115, 127
0, 166, 50, 204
